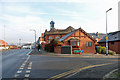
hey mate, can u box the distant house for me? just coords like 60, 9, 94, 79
98, 31, 120, 54
22, 43, 32, 49
9, 45, 18, 49
89, 32, 106, 46
0, 40, 8, 47
0, 40, 8, 49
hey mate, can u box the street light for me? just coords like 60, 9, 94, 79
30, 29, 36, 49
106, 8, 112, 56
19, 38, 21, 49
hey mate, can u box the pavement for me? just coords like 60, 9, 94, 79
1, 49, 120, 80
30, 49, 120, 58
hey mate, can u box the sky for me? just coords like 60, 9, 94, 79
0, 0, 119, 44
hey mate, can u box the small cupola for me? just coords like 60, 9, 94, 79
50, 20, 55, 30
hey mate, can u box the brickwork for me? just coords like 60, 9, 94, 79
63, 29, 96, 53
54, 46, 61, 54
99, 41, 120, 54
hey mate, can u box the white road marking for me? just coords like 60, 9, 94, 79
22, 63, 26, 66
21, 65, 25, 68
103, 68, 119, 79
19, 67, 24, 69
24, 79, 29, 80
14, 74, 19, 77
27, 50, 32, 55
26, 70, 31, 73
28, 62, 32, 67
24, 61, 27, 63
29, 62, 32, 65
17, 70, 22, 73
25, 74, 30, 77
14, 51, 31, 78
27, 67, 31, 69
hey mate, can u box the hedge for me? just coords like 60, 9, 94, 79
96, 46, 116, 55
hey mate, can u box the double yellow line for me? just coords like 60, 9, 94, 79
46, 63, 113, 80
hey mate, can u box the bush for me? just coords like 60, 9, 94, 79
101, 47, 106, 54
97, 46, 102, 53
44, 39, 64, 52
108, 50, 116, 55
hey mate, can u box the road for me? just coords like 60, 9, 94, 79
1, 49, 119, 80
2, 49, 32, 79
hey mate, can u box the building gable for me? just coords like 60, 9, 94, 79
59, 28, 96, 42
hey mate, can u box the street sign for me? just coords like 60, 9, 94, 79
106, 36, 108, 40
74, 50, 83, 53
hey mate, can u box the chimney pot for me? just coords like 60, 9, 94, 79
96, 32, 99, 36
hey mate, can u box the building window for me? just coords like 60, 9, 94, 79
74, 42, 76, 45
77, 42, 79, 46
111, 42, 114, 45
71, 42, 79, 46
71, 42, 74, 46
49, 36, 53, 39
86, 42, 92, 47
56, 36, 60, 39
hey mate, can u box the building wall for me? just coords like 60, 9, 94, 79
63, 29, 96, 53
109, 41, 120, 54
45, 34, 66, 43
99, 41, 120, 54
41, 44, 45, 50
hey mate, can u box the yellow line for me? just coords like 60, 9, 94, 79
46, 63, 113, 80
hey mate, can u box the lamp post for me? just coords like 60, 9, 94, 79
106, 8, 112, 55
30, 29, 36, 49
19, 38, 21, 49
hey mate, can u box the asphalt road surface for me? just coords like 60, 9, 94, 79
2, 49, 32, 79
1, 49, 119, 80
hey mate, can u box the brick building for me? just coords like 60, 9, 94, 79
44, 21, 75, 43
0, 40, 8, 47
98, 31, 120, 54
59, 28, 96, 53
40, 21, 96, 53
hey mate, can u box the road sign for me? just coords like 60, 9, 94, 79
74, 50, 83, 53
106, 36, 108, 40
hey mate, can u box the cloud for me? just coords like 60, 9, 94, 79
2, 5, 48, 15
0, 0, 119, 44
1, 0, 91, 3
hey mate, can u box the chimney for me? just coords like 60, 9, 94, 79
41, 33, 44, 36
96, 32, 99, 36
